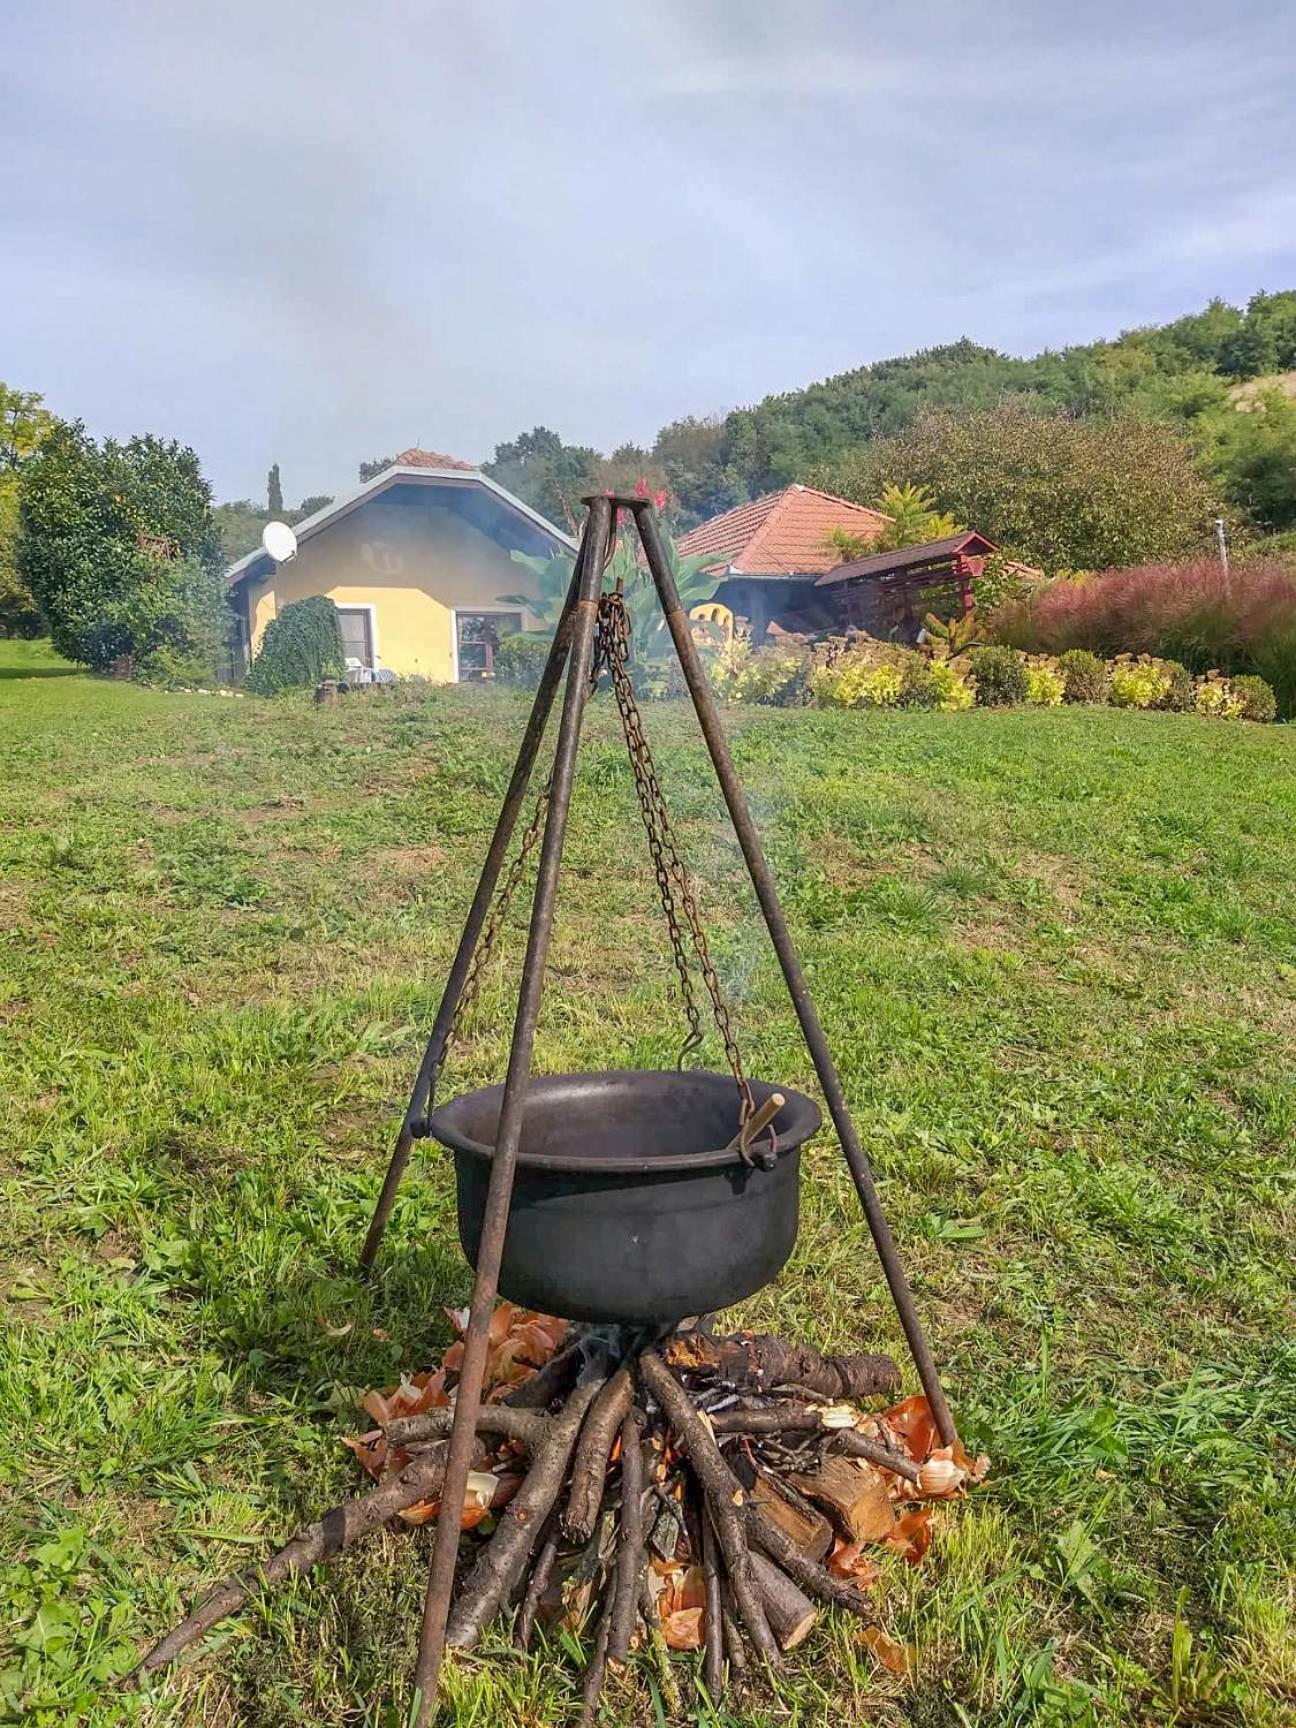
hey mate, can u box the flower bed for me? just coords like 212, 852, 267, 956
710, 637, 1277, 723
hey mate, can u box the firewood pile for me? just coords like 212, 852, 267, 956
136, 1304, 987, 1714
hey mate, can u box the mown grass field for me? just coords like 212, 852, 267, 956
2, 636, 1294, 1727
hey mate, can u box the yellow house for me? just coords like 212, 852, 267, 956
226, 449, 575, 681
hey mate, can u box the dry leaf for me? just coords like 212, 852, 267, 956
859, 1625, 916, 1676
662, 1606, 705, 1651
828, 1540, 881, 1586
877, 1394, 938, 1462
883, 1505, 934, 1566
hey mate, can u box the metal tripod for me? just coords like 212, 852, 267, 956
358, 495, 956, 1721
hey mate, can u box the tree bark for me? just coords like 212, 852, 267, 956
606, 1408, 645, 1664
700, 1501, 724, 1703
513, 1511, 560, 1650
663, 1332, 900, 1401
748, 1550, 816, 1650
746, 1507, 878, 1625
446, 1373, 605, 1649
564, 1367, 634, 1543
384, 1406, 548, 1451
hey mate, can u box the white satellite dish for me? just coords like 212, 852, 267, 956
261, 520, 298, 564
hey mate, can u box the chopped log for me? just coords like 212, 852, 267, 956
664, 1332, 900, 1401
513, 1511, 560, 1650
700, 1501, 724, 1703
384, 1406, 548, 1450
136, 1442, 458, 1674
787, 1455, 895, 1545
747, 1473, 833, 1563
564, 1367, 634, 1543
746, 1508, 878, 1625
748, 1550, 816, 1650
639, 1352, 781, 1669
607, 1408, 645, 1664
446, 1372, 606, 1649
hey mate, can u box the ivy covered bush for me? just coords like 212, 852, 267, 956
246, 596, 344, 695
1233, 674, 1278, 722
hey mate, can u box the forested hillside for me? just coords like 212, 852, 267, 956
482, 291, 1296, 550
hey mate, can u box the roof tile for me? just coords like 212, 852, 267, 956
676, 485, 890, 575
393, 447, 478, 471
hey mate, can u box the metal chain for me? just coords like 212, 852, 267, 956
593, 586, 768, 1163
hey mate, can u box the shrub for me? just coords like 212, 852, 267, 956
969, 645, 1028, 706
1232, 674, 1278, 722
810, 654, 903, 709
898, 656, 975, 711
495, 632, 549, 689
715, 641, 811, 706
247, 596, 343, 694
1057, 648, 1110, 704
1193, 673, 1244, 719
1110, 656, 1171, 709
993, 556, 1296, 717
1157, 659, 1196, 712
1023, 655, 1064, 706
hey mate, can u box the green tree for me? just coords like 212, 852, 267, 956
874, 482, 960, 550
1201, 389, 1296, 531
814, 403, 1217, 573
298, 493, 333, 516
359, 454, 397, 482
0, 384, 55, 636
484, 427, 602, 531
19, 421, 224, 670
267, 462, 284, 514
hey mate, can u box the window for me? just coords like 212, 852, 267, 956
337, 607, 375, 669
455, 611, 521, 681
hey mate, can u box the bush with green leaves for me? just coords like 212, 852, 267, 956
1193, 673, 1245, 719
1109, 656, 1172, 709
809, 651, 903, 708
494, 632, 549, 689
1232, 674, 1278, 722
1157, 659, 1196, 712
18, 419, 222, 670
969, 645, 1028, 706
714, 639, 811, 706
1022, 655, 1064, 706
900, 655, 976, 710
1057, 648, 1110, 704
246, 597, 344, 694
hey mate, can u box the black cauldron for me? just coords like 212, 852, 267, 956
425, 1070, 821, 1324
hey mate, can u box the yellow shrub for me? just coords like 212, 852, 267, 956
1023, 656, 1064, 706
810, 656, 904, 708
1193, 674, 1245, 719
1110, 656, 1171, 709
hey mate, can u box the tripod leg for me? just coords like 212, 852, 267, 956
634, 502, 956, 1447
358, 552, 587, 1271
410, 496, 613, 1723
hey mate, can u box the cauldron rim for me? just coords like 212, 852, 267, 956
426, 1068, 821, 1177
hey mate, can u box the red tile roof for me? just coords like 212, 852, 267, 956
676, 485, 890, 576
393, 447, 478, 471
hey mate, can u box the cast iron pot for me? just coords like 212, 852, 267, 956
425, 1069, 821, 1325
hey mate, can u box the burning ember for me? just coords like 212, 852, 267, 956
136, 1304, 987, 1714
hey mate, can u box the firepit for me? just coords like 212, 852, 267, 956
429, 1069, 821, 1323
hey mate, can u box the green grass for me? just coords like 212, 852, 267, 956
2, 638, 1294, 1727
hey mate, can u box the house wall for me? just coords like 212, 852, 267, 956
238, 501, 543, 679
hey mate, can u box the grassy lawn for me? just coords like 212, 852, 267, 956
2, 637, 1294, 1727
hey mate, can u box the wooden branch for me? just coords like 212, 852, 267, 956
606, 1408, 645, 1664
700, 1500, 724, 1704
663, 1332, 900, 1401
746, 1507, 878, 1625
446, 1372, 606, 1649
748, 1550, 816, 1650
384, 1406, 548, 1450
564, 1367, 634, 1543
502, 1336, 584, 1410
136, 1442, 458, 1675
638, 1352, 781, 1669
577, 1591, 615, 1728
709, 1403, 921, 1483
513, 1510, 560, 1650
720, 1580, 747, 1676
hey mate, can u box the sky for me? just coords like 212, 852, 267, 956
4, 0, 1295, 504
